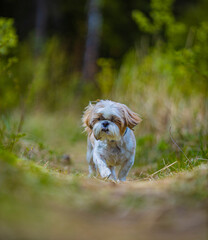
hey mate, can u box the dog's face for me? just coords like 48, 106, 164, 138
82, 100, 141, 141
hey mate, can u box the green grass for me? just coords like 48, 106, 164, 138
0, 147, 207, 240
0, 112, 207, 240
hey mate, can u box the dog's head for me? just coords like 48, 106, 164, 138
82, 100, 142, 141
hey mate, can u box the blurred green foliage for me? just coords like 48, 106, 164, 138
132, 0, 186, 44
0, 18, 17, 55
0, 18, 19, 111
0, 1, 207, 174
0, 0, 207, 111
0, 2, 207, 239
135, 131, 208, 175
132, 0, 208, 93
0, 116, 25, 152
96, 58, 116, 98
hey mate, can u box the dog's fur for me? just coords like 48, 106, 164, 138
82, 100, 141, 181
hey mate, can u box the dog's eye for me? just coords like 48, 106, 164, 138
97, 115, 105, 121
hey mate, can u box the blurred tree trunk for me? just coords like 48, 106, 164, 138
35, 0, 48, 55
82, 0, 102, 81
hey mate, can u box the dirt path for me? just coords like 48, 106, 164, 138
0, 160, 207, 240
43, 165, 207, 240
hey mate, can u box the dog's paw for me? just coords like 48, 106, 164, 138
118, 177, 126, 182
100, 168, 111, 179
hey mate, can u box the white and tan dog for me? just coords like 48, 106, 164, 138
82, 100, 141, 181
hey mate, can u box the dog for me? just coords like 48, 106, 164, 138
82, 100, 142, 181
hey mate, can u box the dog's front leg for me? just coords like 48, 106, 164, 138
109, 166, 117, 181
118, 155, 135, 181
86, 139, 97, 177
93, 151, 111, 179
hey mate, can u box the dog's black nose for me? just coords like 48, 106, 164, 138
102, 121, 109, 128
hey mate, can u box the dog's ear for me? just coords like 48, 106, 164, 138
82, 102, 95, 133
120, 104, 142, 129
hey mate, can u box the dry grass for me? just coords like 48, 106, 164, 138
0, 110, 207, 240
0, 159, 207, 240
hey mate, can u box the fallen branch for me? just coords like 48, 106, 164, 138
149, 161, 178, 177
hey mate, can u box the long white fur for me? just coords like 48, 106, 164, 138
83, 100, 141, 182
93, 121, 121, 141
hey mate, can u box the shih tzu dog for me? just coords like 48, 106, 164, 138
82, 100, 142, 182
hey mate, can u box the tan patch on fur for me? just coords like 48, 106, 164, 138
118, 103, 142, 130
82, 103, 95, 134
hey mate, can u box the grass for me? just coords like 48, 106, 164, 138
1, 9, 208, 239
0, 149, 207, 240
0, 111, 207, 240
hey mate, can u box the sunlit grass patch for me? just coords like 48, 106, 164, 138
134, 129, 208, 179
0, 140, 207, 240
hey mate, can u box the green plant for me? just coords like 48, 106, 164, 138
96, 58, 116, 98
0, 18, 20, 112
0, 18, 17, 55
132, 0, 186, 47
0, 116, 25, 152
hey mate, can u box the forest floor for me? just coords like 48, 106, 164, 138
0, 112, 207, 240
